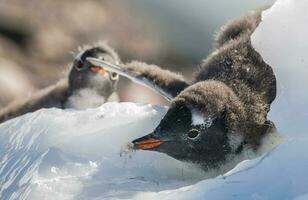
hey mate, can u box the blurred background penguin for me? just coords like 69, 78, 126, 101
0, 42, 121, 123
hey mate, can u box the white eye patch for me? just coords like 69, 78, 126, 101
191, 110, 213, 127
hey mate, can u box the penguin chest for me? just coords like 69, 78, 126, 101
65, 89, 106, 110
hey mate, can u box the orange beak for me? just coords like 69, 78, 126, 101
90, 65, 107, 75
134, 138, 163, 150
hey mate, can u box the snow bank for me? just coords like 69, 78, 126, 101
0, 103, 207, 200
1, 0, 308, 199
252, 0, 308, 135
0, 102, 305, 200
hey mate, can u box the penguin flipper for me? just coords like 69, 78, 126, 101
87, 58, 188, 101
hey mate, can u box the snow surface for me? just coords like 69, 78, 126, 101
0, 103, 208, 200
1, 0, 308, 199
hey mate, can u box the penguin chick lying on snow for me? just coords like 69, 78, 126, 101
88, 10, 276, 169
0, 43, 120, 123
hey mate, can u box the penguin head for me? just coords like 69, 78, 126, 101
132, 81, 246, 168
68, 44, 120, 98
132, 102, 231, 168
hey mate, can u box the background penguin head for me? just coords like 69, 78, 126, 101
68, 43, 120, 100
132, 81, 246, 168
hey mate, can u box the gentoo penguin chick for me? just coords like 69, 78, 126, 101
65, 44, 120, 109
88, 10, 276, 169
0, 43, 120, 123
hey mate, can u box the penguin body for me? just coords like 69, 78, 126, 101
89, 10, 276, 169
65, 43, 120, 109
0, 43, 120, 123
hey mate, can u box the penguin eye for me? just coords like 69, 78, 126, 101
74, 60, 85, 71
187, 129, 200, 139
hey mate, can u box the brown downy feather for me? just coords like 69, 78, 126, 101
191, 10, 276, 147
127, 10, 276, 148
